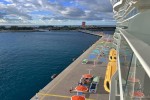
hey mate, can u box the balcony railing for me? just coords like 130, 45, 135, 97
114, 28, 150, 100
111, 0, 121, 6
112, 0, 135, 12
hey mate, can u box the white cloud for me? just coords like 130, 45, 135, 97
0, 0, 115, 25
0, 19, 7, 23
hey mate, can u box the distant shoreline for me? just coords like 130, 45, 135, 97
0, 30, 79, 32
0, 26, 116, 32
0, 30, 38, 32
0, 29, 115, 32
0, 30, 46, 32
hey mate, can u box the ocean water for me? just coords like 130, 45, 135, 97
0, 31, 100, 100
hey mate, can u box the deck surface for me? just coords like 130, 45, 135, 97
31, 33, 112, 100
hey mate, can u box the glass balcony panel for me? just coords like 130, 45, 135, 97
119, 35, 133, 90
119, 34, 150, 99
124, 59, 150, 100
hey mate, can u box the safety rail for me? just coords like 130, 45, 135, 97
112, 28, 150, 100
111, 0, 121, 6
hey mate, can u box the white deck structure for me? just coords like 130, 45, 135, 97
110, 0, 150, 100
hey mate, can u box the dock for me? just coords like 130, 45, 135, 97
31, 32, 113, 100
78, 30, 104, 37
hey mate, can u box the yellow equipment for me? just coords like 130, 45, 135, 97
104, 62, 117, 92
109, 48, 117, 62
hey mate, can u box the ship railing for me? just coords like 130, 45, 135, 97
112, 0, 137, 12
111, 0, 121, 6
111, 28, 150, 100
114, 0, 138, 21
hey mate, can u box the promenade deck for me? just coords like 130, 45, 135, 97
31, 33, 112, 100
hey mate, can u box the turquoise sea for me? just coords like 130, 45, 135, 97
0, 31, 113, 100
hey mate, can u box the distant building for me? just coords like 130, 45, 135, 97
82, 22, 86, 28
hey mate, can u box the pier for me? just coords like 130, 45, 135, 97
31, 31, 113, 100
78, 30, 104, 37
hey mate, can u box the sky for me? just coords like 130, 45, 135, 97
0, 0, 116, 25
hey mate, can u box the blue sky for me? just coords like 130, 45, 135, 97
0, 0, 116, 25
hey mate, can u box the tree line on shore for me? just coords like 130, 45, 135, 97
0, 26, 33, 30
0, 25, 116, 31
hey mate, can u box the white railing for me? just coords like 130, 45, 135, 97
114, 28, 150, 100
112, 0, 135, 11
113, 0, 123, 9
119, 28, 150, 78
111, 0, 121, 6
